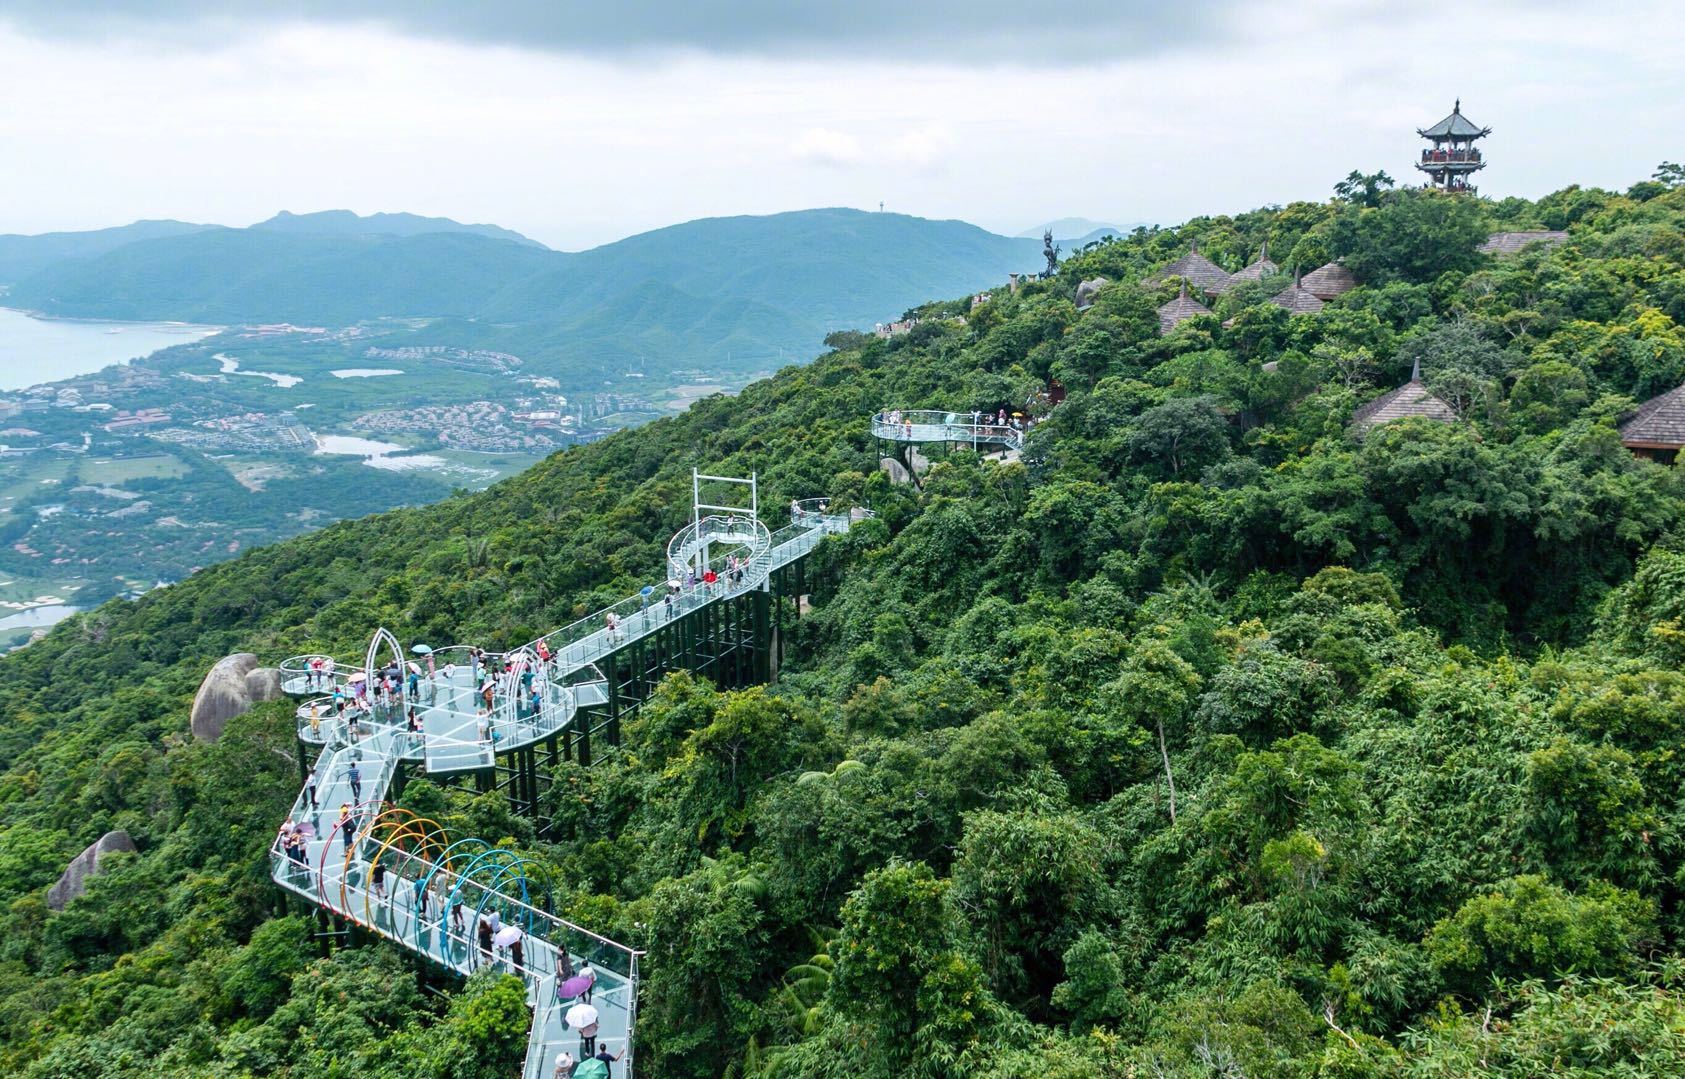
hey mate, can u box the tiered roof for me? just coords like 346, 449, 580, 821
1157, 282, 1212, 335
1619, 383, 1685, 450
1300, 261, 1358, 301
1351, 360, 1457, 434
1150, 241, 1231, 294
1418, 100, 1490, 140
1478, 230, 1569, 256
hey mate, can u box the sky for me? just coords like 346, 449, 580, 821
0, 1, 1680, 251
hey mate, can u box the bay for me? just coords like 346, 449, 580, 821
0, 307, 218, 390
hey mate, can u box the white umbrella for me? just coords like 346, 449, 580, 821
565, 1002, 599, 1030
493, 925, 521, 948
407, 662, 421, 674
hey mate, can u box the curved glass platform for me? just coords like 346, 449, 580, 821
272, 494, 870, 1076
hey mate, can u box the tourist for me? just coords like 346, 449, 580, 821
510, 932, 525, 979
663, 591, 673, 619
338, 805, 355, 852
309, 707, 322, 741
605, 612, 619, 641
553, 1053, 575, 1078
305, 772, 318, 810
347, 762, 362, 802
594, 1045, 625, 1070
476, 915, 494, 967
414, 873, 429, 917
579, 962, 596, 1003
451, 898, 465, 937
370, 860, 386, 902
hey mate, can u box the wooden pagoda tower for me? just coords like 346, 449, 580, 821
1416, 99, 1489, 192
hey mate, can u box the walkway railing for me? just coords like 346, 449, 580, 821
871, 409, 1023, 451
273, 493, 872, 1076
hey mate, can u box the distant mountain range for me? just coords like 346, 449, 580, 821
0, 208, 1056, 378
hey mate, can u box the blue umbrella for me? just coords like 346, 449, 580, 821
640, 585, 655, 597
411, 644, 433, 655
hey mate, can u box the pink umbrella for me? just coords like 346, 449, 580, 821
493, 926, 522, 948
558, 973, 594, 999
293, 821, 316, 838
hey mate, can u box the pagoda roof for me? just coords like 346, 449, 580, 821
1269, 281, 1325, 315
1620, 383, 1685, 449
1478, 230, 1569, 256
1300, 260, 1359, 301
1351, 375, 1457, 434
1149, 241, 1231, 292
1419, 99, 1490, 139
1157, 283, 1212, 335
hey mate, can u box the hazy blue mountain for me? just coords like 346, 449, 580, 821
251, 209, 546, 248
1017, 216, 1119, 239
6, 207, 1043, 376
0, 219, 216, 285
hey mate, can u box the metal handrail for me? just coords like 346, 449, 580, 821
871, 410, 1023, 451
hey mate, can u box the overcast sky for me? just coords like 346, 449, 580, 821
1, 1, 1680, 250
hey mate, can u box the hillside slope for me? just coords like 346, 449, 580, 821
3, 178, 1685, 1077
0, 218, 215, 285
5, 208, 1042, 376
250, 209, 546, 248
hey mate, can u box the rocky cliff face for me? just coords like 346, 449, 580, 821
191, 653, 285, 742
47, 830, 136, 910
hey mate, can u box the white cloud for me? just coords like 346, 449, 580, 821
790, 128, 866, 168
0, 2, 1679, 249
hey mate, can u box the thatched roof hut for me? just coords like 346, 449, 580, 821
1149, 241, 1231, 294
1351, 360, 1456, 435
1478, 230, 1569, 256
1157, 282, 1212, 335
1269, 278, 1326, 315
1620, 383, 1685, 461
1300, 261, 1358, 301
1219, 241, 1278, 292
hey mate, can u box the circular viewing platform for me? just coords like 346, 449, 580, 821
871, 410, 1023, 451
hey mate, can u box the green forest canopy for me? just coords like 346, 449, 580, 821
2, 172, 1685, 1077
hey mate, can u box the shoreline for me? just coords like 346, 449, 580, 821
0, 304, 222, 333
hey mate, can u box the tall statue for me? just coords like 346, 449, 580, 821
1041, 229, 1060, 279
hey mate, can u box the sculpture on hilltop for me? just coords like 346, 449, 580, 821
1040, 229, 1060, 279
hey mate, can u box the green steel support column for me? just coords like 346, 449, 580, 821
606, 651, 621, 748
579, 709, 593, 767
754, 587, 772, 683
475, 767, 493, 794
547, 733, 559, 768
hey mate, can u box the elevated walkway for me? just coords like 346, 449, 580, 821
871, 409, 1023, 453
271, 481, 869, 1077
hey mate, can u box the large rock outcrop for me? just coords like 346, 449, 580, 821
1074, 276, 1109, 310
47, 830, 136, 910
191, 653, 285, 741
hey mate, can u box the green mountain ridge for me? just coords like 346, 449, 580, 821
4, 175, 1685, 1076
250, 209, 546, 248
6, 208, 1045, 377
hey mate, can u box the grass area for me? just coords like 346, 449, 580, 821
0, 457, 73, 515
82, 453, 188, 484
0, 575, 84, 605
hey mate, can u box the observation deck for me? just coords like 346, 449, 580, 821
271, 482, 869, 1077
871, 409, 1023, 453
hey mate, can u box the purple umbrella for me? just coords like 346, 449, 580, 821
558, 974, 594, 999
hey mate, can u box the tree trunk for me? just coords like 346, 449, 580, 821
1157, 718, 1177, 824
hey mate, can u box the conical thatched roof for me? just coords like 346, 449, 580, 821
1301, 260, 1358, 301
1620, 383, 1685, 450
1269, 280, 1325, 315
1157, 282, 1212, 335
1351, 370, 1457, 435
1221, 241, 1277, 291
1149, 241, 1231, 293
1478, 230, 1569, 256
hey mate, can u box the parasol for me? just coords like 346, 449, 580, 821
346, 672, 367, 683
407, 662, 420, 674
411, 644, 433, 654
493, 925, 522, 948
558, 973, 594, 999
565, 1002, 600, 1029
640, 585, 654, 597
293, 821, 316, 838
